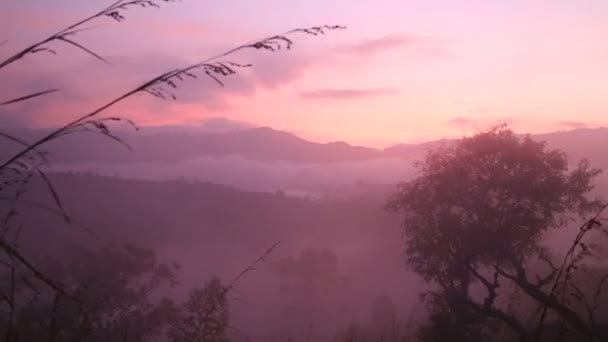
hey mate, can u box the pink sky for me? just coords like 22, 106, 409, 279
1, 0, 608, 147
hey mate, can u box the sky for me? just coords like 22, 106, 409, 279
1, 0, 608, 147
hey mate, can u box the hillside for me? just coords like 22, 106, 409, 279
3, 126, 607, 196
17, 172, 419, 340
2, 126, 380, 164
3, 125, 607, 166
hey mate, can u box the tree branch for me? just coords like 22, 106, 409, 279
535, 251, 558, 288
534, 204, 607, 339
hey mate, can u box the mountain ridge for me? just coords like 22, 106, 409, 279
2, 125, 607, 166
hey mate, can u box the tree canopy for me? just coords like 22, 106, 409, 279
389, 125, 605, 340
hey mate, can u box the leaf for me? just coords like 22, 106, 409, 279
58, 37, 108, 63
0, 131, 48, 162
0, 89, 59, 106
36, 169, 71, 224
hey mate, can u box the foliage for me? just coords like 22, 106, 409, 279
389, 125, 607, 340
0, 243, 178, 342
274, 248, 347, 339
416, 289, 495, 342
167, 278, 229, 342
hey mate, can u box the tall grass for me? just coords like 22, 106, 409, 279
0, 0, 343, 324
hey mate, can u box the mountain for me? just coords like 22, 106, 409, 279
1, 126, 381, 164
535, 127, 608, 170
18, 173, 420, 339
4, 124, 608, 166
384, 128, 608, 170
142, 117, 257, 134
2, 125, 607, 196
383, 139, 449, 158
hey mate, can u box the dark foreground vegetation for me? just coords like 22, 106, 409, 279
2, 1, 608, 341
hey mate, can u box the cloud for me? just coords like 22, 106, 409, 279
51, 155, 415, 193
0, 47, 318, 127
447, 117, 477, 128
556, 121, 588, 129
247, 51, 316, 89
137, 117, 257, 134
1, 8, 73, 33
300, 88, 397, 100
197, 117, 256, 131
340, 35, 414, 55
446, 116, 515, 130
339, 34, 449, 58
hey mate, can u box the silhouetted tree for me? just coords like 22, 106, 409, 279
388, 125, 606, 340
167, 278, 229, 342
274, 248, 348, 340
368, 295, 398, 340
0, 243, 178, 342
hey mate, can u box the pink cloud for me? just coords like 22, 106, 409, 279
556, 121, 588, 129
247, 51, 316, 89
0, 46, 323, 128
300, 88, 397, 100
338, 34, 449, 59
340, 34, 415, 55
447, 117, 477, 128
447, 112, 517, 130
0, 8, 73, 32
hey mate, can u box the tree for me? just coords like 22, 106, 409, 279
273, 248, 348, 340
368, 294, 399, 341
388, 125, 606, 340
0, 243, 179, 342
167, 278, 230, 342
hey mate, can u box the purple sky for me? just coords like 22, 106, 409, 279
1, 0, 608, 146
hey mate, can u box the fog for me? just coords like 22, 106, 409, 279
16, 172, 426, 340
3, 1, 608, 340
50, 156, 415, 195
4, 125, 607, 341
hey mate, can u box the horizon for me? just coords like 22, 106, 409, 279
2, 0, 608, 146
6, 117, 608, 149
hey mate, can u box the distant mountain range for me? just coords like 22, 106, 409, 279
387, 127, 608, 169
3, 124, 607, 167
1, 126, 381, 164
1, 123, 607, 196
535, 128, 608, 169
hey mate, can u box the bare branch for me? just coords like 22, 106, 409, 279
465, 297, 527, 338
225, 241, 281, 292
535, 251, 558, 288
584, 272, 608, 329
534, 204, 608, 339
